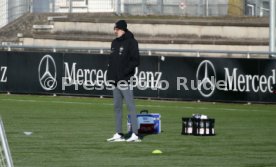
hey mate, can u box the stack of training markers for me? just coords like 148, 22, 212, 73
182, 114, 215, 136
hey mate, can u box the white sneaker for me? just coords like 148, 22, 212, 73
126, 133, 141, 142
107, 133, 125, 142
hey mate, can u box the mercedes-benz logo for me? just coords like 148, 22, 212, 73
196, 60, 216, 97
38, 55, 57, 91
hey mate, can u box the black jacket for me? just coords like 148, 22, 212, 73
107, 30, 140, 84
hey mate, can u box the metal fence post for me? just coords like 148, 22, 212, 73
142, 0, 146, 15
51, 0, 55, 13
255, 0, 261, 16
69, 0, 72, 13
159, 0, 163, 15
115, 0, 121, 15
205, 0, 209, 16
270, 0, 276, 58
197, 0, 201, 16
28, 0, 33, 13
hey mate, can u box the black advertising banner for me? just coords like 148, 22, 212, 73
133, 56, 159, 98
6, 52, 63, 94
255, 59, 276, 102
159, 57, 200, 100
1, 51, 276, 103
62, 53, 110, 96
0, 51, 8, 91
159, 57, 268, 102
61, 53, 159, 97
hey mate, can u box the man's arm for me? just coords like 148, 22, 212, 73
125, 40, 140, 75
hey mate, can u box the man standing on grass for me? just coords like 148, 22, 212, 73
106, 20, 140, 142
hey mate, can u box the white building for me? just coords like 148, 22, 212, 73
0, 0, 117, 28
0, 0, 8, 28
32, 0, 116, 13
245, 0, 270, 16
0, 0, 30, 28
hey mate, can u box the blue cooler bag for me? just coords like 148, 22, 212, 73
127, 110, 161, 134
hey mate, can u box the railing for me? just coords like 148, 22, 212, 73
0, 0, 271, 29
1, 45, 275, 59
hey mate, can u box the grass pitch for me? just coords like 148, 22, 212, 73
0, 94, 276, 167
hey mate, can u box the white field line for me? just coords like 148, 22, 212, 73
0, 98, 271, 112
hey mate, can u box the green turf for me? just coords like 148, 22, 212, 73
0, 94, 276, 167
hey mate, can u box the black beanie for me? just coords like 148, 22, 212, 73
114, 20, 127, 31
